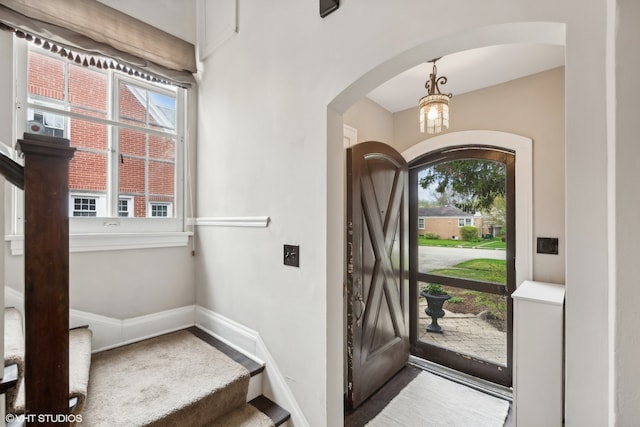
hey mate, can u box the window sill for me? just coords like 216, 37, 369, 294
5, 231, 193, 255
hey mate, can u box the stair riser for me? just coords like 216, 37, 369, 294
248, 371, 263, 401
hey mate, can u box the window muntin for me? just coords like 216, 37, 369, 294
149, 202, 172, 217
118, 197, 133, 217
118, 127, 176, 217
73, 197, 97, 217
69, 194, 107, 217
22, 44, 184, 225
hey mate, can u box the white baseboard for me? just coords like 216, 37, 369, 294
195, 305, 261, 360
78, 305, 196, 352
4, 287, 195, 352
195, 306, 309, 427
255, 336, 311, 427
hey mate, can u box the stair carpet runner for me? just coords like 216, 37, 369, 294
3, 308, 282, 426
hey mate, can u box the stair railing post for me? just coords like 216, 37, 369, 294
17, 133, 76, 426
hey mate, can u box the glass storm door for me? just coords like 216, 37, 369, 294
408, 147, 515, 387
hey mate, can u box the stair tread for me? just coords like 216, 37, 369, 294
187, 326, 264, 377
83, 329, 249, 426
250, 395, 291, 426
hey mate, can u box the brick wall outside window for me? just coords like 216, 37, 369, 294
27, 49, 176, 218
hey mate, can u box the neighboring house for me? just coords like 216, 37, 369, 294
418, 206, 483, 239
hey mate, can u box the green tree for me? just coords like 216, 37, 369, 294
482, 195, 506, 229
420, 160, 505, 212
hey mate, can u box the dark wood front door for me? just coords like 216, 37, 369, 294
346, 141, 409, 409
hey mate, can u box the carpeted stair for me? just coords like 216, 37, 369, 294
4, 308, 288, 426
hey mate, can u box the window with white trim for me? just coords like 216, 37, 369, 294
149, 202, 172, 217
458, 218, 474, 227
72, 197, 97, 217
11, 41, 188, 240
69, 194, 107, 217
118, 197, 134, 217
418, 217, 425, 229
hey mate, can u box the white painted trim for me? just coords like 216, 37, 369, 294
189, 216, 270, 228
197, 0, 238, 61
195, 306, 261, 360
402, 130, 533, 286
76, 305, 196, 352
343, 124, 358, 148
195, 306, 310, 427
5, 231, 192, 255
255, 336, 311, 427
4, 287, 196, 352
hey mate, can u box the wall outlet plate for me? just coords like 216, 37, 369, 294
537, 237, 559, 255
284, 244, 299, 267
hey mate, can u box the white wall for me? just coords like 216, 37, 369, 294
0, 32, 8, 418
195, 2, 612, 427
393, 68, 565, 284
343, 97, 393, 144
610, 0, 640, 423
4, 246, 195, 318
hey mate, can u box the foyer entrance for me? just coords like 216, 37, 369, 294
346, 141, 515, 410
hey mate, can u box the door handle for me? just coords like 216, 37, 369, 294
354, 293, 365, 326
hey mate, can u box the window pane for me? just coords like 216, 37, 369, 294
148, 92, 176, 133
118, 128, 175, 218
119, 82, 176, 133
416, 158, 509, 367
151, 204, 169, 217
72, 197, 97, 217
69, 63, 108, 119
417, 160, 506, 277
28, 50, 65, 102
69, 118, 108, 194
418, 284, 507, 366
26, 108, 65, 137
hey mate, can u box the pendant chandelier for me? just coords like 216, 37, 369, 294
419, 59, 453, 134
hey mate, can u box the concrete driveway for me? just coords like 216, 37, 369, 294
418, 245, 506, 272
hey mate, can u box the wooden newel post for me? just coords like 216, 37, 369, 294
17, 133, 76, 426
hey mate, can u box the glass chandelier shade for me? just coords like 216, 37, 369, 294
419, 60, 452, 134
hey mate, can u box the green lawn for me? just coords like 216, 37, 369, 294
426, 258, 507, 319
429, 258, 506, 284
418, 236, 506, 250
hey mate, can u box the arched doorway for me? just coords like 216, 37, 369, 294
344, 132, 531, 409
330, 22, 559, 419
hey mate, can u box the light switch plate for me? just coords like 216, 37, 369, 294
537, 237, 559, 255
284, 244, 299, 267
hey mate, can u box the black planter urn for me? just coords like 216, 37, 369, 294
421, 290, 451, 333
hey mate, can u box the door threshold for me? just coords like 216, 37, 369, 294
408, 355, 513, 402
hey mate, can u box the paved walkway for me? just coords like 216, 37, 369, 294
418, 301, 507, 366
